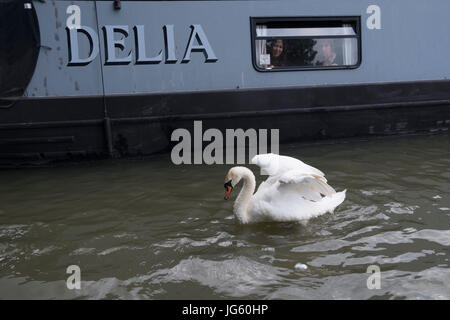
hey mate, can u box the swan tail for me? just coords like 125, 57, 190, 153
327, 189, 346, 214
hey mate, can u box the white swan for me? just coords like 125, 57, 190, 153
223, 153, 346, 224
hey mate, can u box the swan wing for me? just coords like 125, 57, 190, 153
249, 171, 345, 222
278, 170, 336, 200
251, 153, 326, 181
248, 168, 346, 223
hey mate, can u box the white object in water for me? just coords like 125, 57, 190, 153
295, 263, 308, 270
223, 153, 346, 224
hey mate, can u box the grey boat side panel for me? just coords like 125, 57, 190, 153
95, 1, 247, 95
24, 0, 103, 97
94, 0, 450, 96
23, 0, 450, 97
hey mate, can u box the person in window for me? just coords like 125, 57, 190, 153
317, 39, 338, 66
267, 39, 286, 68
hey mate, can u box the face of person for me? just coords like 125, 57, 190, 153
272, 40, 283, 57
321, 42, 334, 59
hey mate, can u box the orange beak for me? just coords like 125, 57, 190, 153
224, 185, 233, 200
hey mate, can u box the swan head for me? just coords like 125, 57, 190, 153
223, 167, 246, 200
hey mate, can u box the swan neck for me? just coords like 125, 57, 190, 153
234, 168, 256, 223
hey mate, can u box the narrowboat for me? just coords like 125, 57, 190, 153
1, 0, 449, 165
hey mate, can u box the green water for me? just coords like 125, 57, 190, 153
0, 134, 449, 299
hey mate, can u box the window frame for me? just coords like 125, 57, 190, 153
250, 16, 362, 72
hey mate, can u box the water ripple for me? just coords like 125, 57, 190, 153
0, 134, 449, 299
149, 256, 289, 298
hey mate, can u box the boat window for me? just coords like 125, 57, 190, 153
251, 17, 361, 71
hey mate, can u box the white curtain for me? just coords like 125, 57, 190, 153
256, 25, 267, 66
342, 24, 357, 65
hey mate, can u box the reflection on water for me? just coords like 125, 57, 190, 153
0, 134, 449, 299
